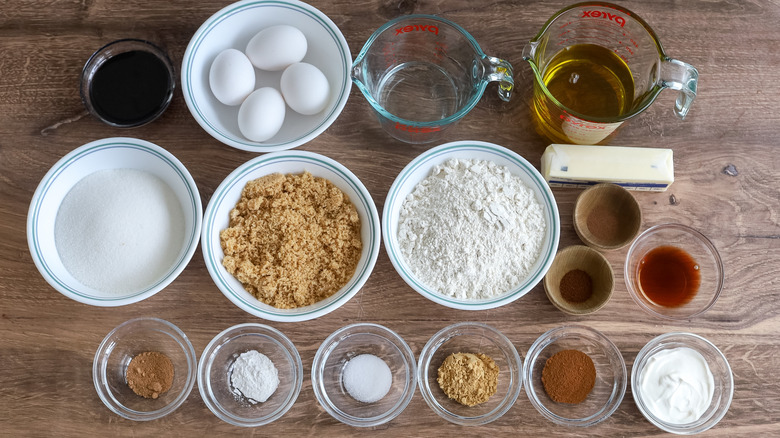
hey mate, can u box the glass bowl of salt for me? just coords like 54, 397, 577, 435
311, 323, 417, 427
198, 323, 303, 427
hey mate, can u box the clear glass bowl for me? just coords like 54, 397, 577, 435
311, 323, 416, 427
631, 332, 733, 434
93, 317, 197, 421
625, 223, 724, 320
417, 322, 522, 425
80, 39, 174, 128
198, 323, 302, 427
524, 325, 626, 427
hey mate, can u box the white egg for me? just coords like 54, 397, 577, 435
245, 25, 307, 71
238, 87, 286, 142
280, 63, 331, 115
208, 49, 255, 106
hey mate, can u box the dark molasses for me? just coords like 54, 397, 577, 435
89, 50, 172, 126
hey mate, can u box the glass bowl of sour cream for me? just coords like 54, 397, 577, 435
632, 332, 734, 434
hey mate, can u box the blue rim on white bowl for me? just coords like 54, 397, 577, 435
201, 151, 380, 322
382, 141, 560, 310
27, 137, 202, 306
181, 0, 352, 151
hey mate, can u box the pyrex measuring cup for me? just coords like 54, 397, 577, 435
352, 15, 514, 144
523, 2, 699, 145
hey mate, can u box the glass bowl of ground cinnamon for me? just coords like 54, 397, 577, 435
417, 322, 523, 426
523, 325, 626, 427
93, 317, 197, 421
201, 150, 380, 322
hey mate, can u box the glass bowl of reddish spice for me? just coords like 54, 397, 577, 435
93, 317, 197, 421
625, 223, 724, 320
523, 325, 626, 427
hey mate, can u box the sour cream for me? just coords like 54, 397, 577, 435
639, 347, 714, 424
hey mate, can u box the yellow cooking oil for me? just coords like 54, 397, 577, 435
531, 43, 635, 143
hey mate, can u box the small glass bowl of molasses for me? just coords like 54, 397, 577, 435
80, 39, 175, 128
625, 223, 724, 320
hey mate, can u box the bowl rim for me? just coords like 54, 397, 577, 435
201, 150, 380, 321
311, 322, 418, 427
417, 321, 523, 426
382, 140, 561, 310
197, 322, 303, 427
624, 223, 724, 320
92, 317, 198, 421
523, 324, 627, 427
181, 0, 352, 151
630, 332, 734, 434
26, 137, 203, 306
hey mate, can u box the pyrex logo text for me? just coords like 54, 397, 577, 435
582, 10, 626, 27
395, 24, 439, 36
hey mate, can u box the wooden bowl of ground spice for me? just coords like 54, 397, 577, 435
573, 183, 642, 251
523, 325, 627, 427
543, 245, 614, 315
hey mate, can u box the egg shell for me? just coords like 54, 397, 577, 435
245, 25, 308, 71
208, 49, 256, 106
237, 87, 286, 142
280, 62, 331, 116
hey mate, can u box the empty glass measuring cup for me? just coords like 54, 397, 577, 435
352, 15, 514, 144
523, 2, 699, 145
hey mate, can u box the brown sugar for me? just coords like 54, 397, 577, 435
220, 172, 362, 309
541, 349, 596, 404
437, 352, 499, 407
126, 351, 174, 399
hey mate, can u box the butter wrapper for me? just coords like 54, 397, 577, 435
541, 144, 674, 191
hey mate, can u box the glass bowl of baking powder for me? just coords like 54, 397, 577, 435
198, 323, 303, 427
383, 141, 560, 310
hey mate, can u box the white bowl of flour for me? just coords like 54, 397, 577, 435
383, 141, 560, 310
27, 137, 202, 306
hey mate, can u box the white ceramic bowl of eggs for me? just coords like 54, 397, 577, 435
182, 0, 351, 152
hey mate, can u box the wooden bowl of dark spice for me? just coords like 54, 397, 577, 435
574, 183, 642, 251
544, 245, 614, 315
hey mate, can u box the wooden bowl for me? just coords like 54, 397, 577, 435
573, 183, 642, 251
543, 245, 614, 315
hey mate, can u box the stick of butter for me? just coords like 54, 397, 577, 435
541, 144, 674, 191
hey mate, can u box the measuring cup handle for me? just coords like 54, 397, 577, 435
483, 56, 514, 102
660, 58, 699, 119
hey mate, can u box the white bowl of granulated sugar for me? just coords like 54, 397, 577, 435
27, 137, 202, 306
383, 141, 560, 310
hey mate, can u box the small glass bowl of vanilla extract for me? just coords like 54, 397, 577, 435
80, 39, 175, 128
625, 223, 724, 320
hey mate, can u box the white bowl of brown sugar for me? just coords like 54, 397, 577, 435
202, 151, 380, 322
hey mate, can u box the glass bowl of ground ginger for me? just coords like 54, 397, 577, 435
417, 322, 523, 425
201, 150, 380, 322
93, 317, 197, 421
523, 325, 627, 427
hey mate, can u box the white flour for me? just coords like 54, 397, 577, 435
397, 158, 546, 300
230, 350, 279, 403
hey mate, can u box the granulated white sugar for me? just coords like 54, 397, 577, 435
397, 158, 546, 300
54, 168, 185, 294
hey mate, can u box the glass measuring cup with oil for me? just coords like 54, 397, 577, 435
523, 2, 699, 145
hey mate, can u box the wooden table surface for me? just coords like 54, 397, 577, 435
2, 0, 779, 436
